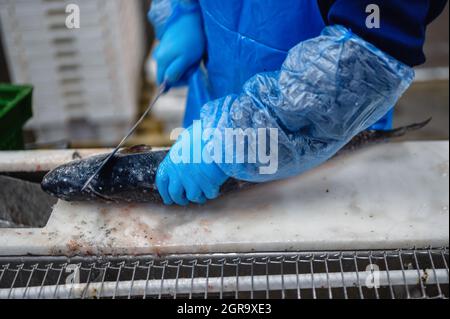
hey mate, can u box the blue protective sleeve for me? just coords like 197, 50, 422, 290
148, 0, 200, 40
200, 25, 415, 183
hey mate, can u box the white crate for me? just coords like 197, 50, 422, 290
0, 0, 146, 144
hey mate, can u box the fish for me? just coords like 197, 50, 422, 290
41, 144, 249, 203
41, 119, 431, 203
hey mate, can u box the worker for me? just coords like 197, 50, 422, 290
148, 0, 448, 206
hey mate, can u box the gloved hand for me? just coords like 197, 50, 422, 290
156, 124, 229, 206
153, 10, 205, 86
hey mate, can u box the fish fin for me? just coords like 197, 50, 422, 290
86, 184, 115, 202
118, 145, 152, 155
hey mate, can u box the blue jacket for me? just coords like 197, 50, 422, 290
319, 0, 448, 67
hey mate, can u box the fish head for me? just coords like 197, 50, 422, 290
41, 155, 107, 201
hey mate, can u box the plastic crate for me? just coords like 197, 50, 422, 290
0, 84, 33, 150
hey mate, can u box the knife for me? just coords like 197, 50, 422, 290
81, 81, 168, 192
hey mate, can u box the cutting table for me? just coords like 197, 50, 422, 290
0, 141, 448, 256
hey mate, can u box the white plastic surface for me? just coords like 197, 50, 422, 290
0, 141, 448, 256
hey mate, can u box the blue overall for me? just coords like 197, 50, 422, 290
183, 0, 394, 129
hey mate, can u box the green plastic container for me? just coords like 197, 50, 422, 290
0, 84, 33, 150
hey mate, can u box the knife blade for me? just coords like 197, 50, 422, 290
81, 81, 168, 192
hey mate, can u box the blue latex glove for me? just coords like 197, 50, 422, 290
151, 5, 205, 86
156, 124, 229, 206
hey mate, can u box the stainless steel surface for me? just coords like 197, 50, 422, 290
81, 82, 167, 192
0, 176, 56, 228
0, 248, 448, 299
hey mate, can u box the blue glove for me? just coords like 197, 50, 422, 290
156, 124, 229, 206
150, 3, 205, 86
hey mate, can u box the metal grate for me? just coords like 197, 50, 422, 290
0, 248, 448, 299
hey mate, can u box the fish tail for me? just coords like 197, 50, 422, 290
383, 117, 432, 138
340, 118, 433, 154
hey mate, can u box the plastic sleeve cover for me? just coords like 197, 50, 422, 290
200, 25, 415, 183
148, 0, 200, 40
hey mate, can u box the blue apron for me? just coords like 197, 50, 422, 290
183, 0, 393, 130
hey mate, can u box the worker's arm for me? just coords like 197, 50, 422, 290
148, 0, 205, 85
155, 1, 447, 205
198, 25, 414, 183
318, 0, 448, 66
156, 25, 414, 205
148, 0, 200, 40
